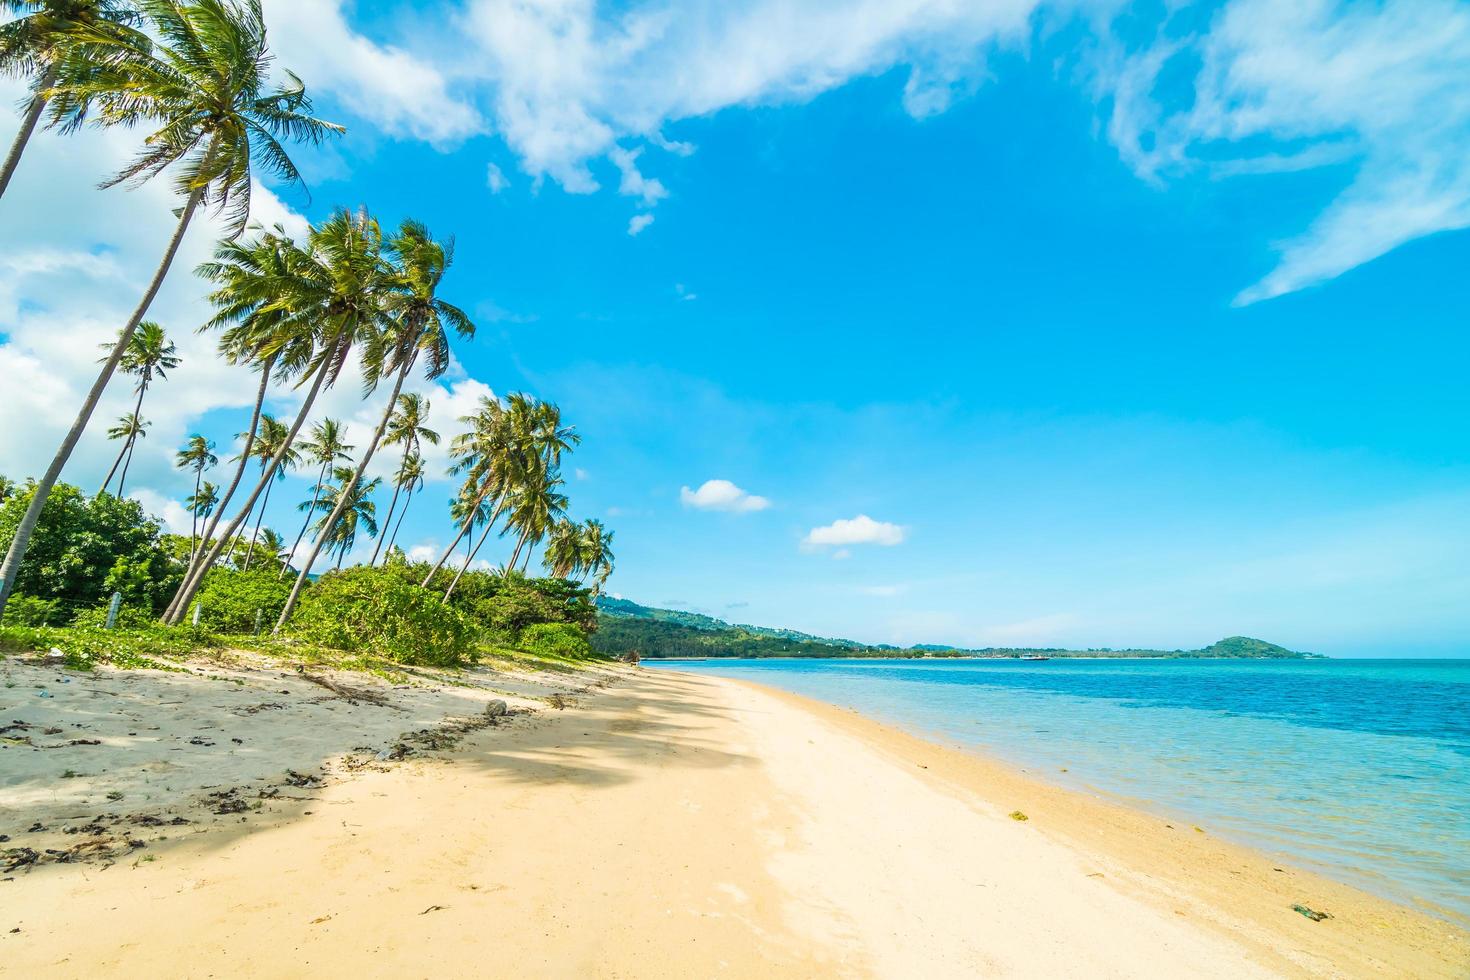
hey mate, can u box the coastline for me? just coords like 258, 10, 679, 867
2, 664, 1465, 977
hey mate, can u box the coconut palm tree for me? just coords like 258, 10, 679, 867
247, 526, 286, 572
0, 0, 145, 201
542, 519, 584, 580
277, 218, 474, 631
381, 451, 423, 558
505, 467, 567, 573
0, 0, 341, 621
98, 321, 179, 496
167, 209, 382, 624
306, 466, 379, 570
184, 478, 217, 557
281, 418, 352, 579
238, 414, 297, 572
99, 412, 148, 495
579, 518, 615, 593
370, 392, 437, 566
163, 229, 306, 619
174, 433, 216, 561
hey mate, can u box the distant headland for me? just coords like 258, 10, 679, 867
592, 598, 1319, 660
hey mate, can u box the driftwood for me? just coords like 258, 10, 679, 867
298, 672, 390, 706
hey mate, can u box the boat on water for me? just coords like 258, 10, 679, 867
1020, 655, 1051, 661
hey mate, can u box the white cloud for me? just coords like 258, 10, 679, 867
486, 162, 510, 193
608, 145, 668, 206
1093, 0, 1470, 303
627, 213, 655, 236
406, 543, 439, 563
129, 488, 195, 537
265, 3, 481, 144
804, 514, 906, 548
680, 479, 771, 513
675, 282, 697, 301
575, 467, 590, 481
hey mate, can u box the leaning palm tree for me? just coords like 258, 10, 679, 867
98, 412, 148, 495
0, 0, 341, 621
505, 468, 568, 573
98, 321, 179, 495
542, 518, 584, 579
167, 209, 383, 624
163, 229, 310, 620
281, 417, 352, 579
307, 466, 379, 570
381, 451, 424, 558
277, 218, 474, 631
174, 434, 217, 562
183, 478, 217, 560
370, 392, 437, 565
0, 0, 145, 200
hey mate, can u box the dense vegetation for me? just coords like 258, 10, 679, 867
592, 599, 1314, 660
0, 475, 605, 669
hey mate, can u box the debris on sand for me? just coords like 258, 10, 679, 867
1292, 904, 1332, 922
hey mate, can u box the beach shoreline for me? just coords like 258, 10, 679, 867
2, 662, 1465, 977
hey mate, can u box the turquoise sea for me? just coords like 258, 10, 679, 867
647, 658, 1470, 924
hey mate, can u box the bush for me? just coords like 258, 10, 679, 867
289, 566, 476, 667
519, 622, 594, 660
69, 604, 155, 630
4, 595, 62, 626
193, 568, 293, 633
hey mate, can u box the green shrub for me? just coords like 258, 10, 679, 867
4, 595, 62, 626
193, 568, 293, 633
69, 604, 154, 630
0, 624, 208, 671
289, 566, 476, 667
519, 622, 594, 660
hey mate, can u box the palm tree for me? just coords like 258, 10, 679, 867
381, 451, 423, 558
0, 0, 341, 621
174, 434, 216, 562
99, 412, 148, 495
246, 526, 285, 572
0, 476, 15, 503
167, 209, 382, 623
579, 519, 615, 594
238, 414, 297, 572
98, 321, 179, 496
163, 229, 306, 620
0, 0, 145, 200
281, 418, 352, 579
184, 478, 217, 554
370, 393, 437, 565
306, 466, 379, 570
542, 519, 584, 579
505, 467, 568, 573
277, 218, 474, 631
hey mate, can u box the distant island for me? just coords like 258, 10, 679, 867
592, 598, 1319, 660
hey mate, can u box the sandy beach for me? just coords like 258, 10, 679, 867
2, 661, 1466, 978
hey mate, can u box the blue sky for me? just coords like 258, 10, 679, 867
2, 0, 1468, 655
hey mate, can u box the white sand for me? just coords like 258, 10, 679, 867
1, 665, 1464, 978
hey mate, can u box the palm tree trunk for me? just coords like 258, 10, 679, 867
275, 364, 410, 631
0, 63, 57, 203
369, 449, 408, 566
0, 185, 203, 622
116, 380, 150, 498
384, 481, 414, 556
188, 468, 203, 564
166, 356, 332, 624
99, 439, 130, 497
443, 515, 497, 601
282, 461, 328, 580
166, 357, 272, 620
241, 477, 275, 573
418, 486, 491, 588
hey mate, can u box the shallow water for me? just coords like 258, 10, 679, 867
647, 657, 1470, 923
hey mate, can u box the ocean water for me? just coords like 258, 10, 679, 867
647, 657, 1470, 924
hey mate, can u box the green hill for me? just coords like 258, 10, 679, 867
592, 598, 1317, 660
